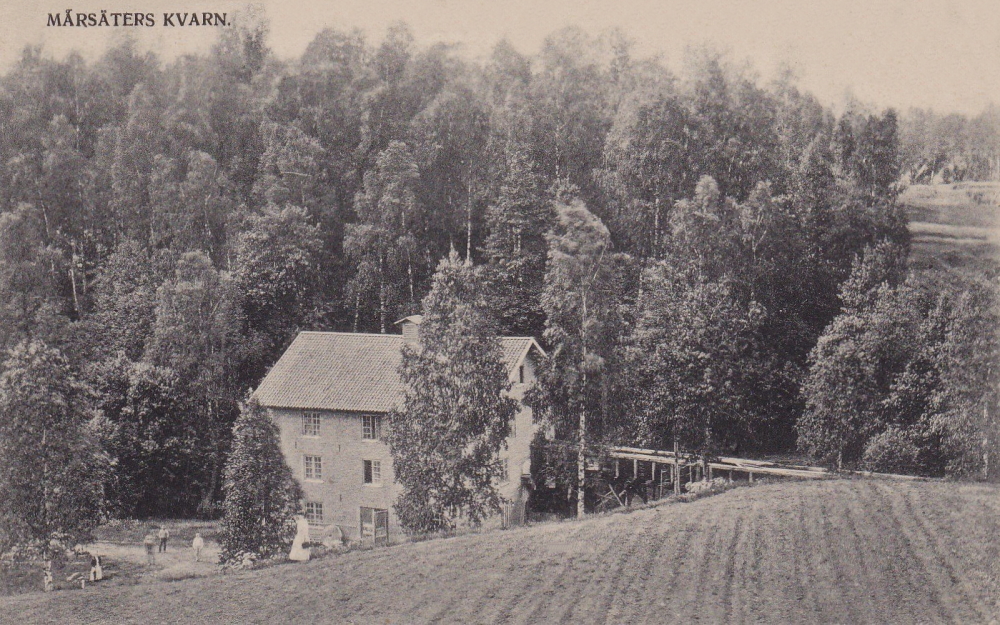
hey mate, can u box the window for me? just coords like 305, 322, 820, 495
304, 455, 323, 481
363, 459, 382, 485
362, 415, 381, 441
499, 458, 510, 483
305, 502, 324, 524
302, 412, 321, 437
518, 365, 525, 384
510, 416, 516, 438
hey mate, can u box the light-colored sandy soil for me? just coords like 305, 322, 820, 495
3, 479, 999, 624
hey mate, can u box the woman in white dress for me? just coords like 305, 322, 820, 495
288, 515, 311, 562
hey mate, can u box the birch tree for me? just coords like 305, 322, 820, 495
535, 198, 629, 517
0, 341, 105, 560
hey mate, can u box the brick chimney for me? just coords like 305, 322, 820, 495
395, 315, 423, 348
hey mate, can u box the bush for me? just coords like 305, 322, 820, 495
862, 427, 922, 474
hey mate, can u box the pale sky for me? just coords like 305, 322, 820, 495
3, 0, 999, 115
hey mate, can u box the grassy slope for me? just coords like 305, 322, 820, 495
3, 479, 1000, 624
901, 182, 1000, 277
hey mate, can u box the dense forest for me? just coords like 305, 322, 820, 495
0, 10, 996, 530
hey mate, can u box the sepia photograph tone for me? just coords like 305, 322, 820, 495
0, 1, 999, 622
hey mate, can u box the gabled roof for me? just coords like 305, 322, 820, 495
254, 331, 544, 413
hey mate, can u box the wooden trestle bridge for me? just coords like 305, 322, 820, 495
595, 445, 928, 511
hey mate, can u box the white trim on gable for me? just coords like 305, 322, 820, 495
508, 337, 546, 375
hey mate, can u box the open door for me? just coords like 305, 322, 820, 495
360, 507, 389, 546
374, 509, 389, 546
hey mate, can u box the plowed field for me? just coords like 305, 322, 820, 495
3, 479, 1000, 624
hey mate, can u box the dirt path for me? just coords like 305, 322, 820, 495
84, 539, 222, 584
3, 479, 999, 624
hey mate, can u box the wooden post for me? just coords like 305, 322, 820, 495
749, 471, 754, 484
708, 465, 713, 480
633, 458, 639, 480
984, 425, 990, 481
615, 458, 619, 479
650, 463, 656, 499
673, 438, 681, 496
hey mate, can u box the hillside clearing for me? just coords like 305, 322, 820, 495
3, 479, 999, 624
901, 182, 1000, 276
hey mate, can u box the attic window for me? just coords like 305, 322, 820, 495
362, 415, 381, 441
302, 412, 321, 437
518, 365, 525, 384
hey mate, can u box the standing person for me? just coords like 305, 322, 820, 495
191, 532, 205, 562
89, 554, 103, 581
143, 532, 156, 565
158, 526, 170, 553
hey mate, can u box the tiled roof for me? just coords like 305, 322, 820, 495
254, 332, 543, 412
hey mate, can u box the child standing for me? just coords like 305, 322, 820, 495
157, 526, 170, 553
191, 532, 205, 562
143, 532, 156, 565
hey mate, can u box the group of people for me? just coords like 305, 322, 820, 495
142, 526, 169, 564
141, 527, 206, 564
43, 526, 209, 592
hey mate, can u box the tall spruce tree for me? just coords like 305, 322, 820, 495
385, 250, 517, 532
219, 397, 301, 564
